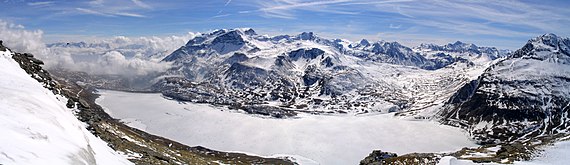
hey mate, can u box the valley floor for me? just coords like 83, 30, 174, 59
96, 89, 478, 165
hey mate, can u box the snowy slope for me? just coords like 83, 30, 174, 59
436, 140, 570, 165
0, 49, 132, 164
516, 140, 570, 165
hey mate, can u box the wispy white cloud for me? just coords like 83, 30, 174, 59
245, 0, 570, 42
115, 12, 147, 18
405, 19, 532, 37
27, 1, 54, 6
88, 0, 104, 6
131, 0, 152, 9
75, 0, 151, 18
76, 7, 115, 17
224, 0, 232, 6
367, 0, 570, 36
259, 0, 351, 11
243, 0, 411, 19
242, 0, 359, 19
389, 24, 401, 29
212, 14, 231, 18
216, 0, 233, 17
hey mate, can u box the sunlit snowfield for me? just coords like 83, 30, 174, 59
96, 89, 477, 164
515, 140, 570, 165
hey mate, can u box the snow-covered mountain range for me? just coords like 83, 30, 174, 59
152, 28, 508, 117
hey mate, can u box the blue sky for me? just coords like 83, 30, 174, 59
1, 0, 569, 50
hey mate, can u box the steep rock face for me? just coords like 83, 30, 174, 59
438, 34, 570, 144
163, 29, 256, 62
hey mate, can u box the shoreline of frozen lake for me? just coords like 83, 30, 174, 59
96, 89, 478, 165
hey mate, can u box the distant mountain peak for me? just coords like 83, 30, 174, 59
359, 39, 370, 47
514, 33, 570, 62
528, 33, 565, 48
541, 33, 559, 38
452, 41, 465, 45
243, 28, 257, 35
446, 41, 478, 50
297, 32, 317, 40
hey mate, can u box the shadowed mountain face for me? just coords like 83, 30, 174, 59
439, 33, 570, 144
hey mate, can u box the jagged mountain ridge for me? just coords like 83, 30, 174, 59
153, 28, 505, 117
415, 41, 510, 70
438, 33, 570, 144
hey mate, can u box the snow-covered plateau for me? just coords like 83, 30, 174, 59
96, 89, 477, 165
0, 49, 131, 164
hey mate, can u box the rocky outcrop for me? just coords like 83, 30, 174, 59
360, 150, 398, 165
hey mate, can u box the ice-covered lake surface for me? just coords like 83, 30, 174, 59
96, 89, 478, 165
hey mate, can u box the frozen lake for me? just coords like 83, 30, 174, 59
96, 89, 477, 165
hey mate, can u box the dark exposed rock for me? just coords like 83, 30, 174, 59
11, 52, 57, 91
321, 56, 334, 67
359, 150, 398, 165
223, 52, 249, 64
0, 40, 6, 51
288, 48, 325, 60
236, 105, 297, 118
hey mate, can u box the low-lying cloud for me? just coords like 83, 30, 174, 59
0, 21, 49, 57
0, 20, 196, 77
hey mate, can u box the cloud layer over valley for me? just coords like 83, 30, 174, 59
0, 20, 195, 77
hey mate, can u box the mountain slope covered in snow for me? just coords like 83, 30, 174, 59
0, 45, 132, 164
439, 33, 570, 144
152, 28, 506, 117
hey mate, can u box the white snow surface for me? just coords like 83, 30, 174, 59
436, 140, 570, 165
515, 140, 570, 165
437, 156, 483, 165
96, 89, 478, 165
0, 49, 132, 165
